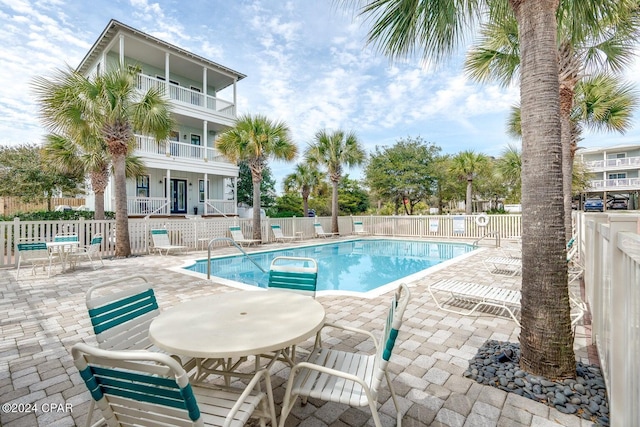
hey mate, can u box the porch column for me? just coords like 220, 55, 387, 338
165, 169, 171, 215
233, 78, 237, 115
202, 67, 207, 96
203, 121, 208, 159
164, 53, 170, 96
204, 173, 209, 215
233, 177, 238, 215
119, 35, 125, 64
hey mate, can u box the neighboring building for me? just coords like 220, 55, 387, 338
577, 144, 640, 210
77, 19, 245, 216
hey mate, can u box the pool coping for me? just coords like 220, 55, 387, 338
170, 237, 488, 299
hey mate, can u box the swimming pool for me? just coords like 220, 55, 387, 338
180, 239, 478, 297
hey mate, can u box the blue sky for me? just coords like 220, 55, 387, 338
1, 0, 639, 189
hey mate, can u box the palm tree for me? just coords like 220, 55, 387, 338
497, 144, 522, 202
341, 0, 633, 378
465, 4, 640, 241
305, 129, 366, 234
33, 65, 173, 257
217, 114, 297, 241
450, 151, 490, 215
284, 163, 323, 217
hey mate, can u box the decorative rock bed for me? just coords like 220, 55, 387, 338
465, 340, 609, 426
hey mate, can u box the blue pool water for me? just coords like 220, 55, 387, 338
183, 239, 476, 295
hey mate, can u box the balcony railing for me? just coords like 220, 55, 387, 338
136, 73, 236, 118
584, 156, 640, 170
588, 177, 640, 191
135, 135, 232, 163
126, 197, 235, 216
204, 199, 236, 216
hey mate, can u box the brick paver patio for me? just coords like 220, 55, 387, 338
0, 237, 593, 426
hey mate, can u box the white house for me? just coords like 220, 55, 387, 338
577, 143, 640, 210
77, 19, 244, 217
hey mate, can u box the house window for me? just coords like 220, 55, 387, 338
136, 175, 149, 197
608, 173, 626, 180
199, 180, 210, 203
607, 152, 626, 159
96, 62, 101, 76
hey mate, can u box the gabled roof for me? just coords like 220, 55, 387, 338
76, 19, 245, 90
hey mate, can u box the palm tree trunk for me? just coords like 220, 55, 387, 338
331, 179, 339, 233
94, 190, 106, 220
252, 174, 262, 241
560, 84, 575, 243
302, 188, 310, 217
513, 0, 575, 378
112, 153, 131, 257
90, 170, 109, 220
466, 179, 473, 215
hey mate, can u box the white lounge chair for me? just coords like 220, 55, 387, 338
16, 241, 56, 279
150, 228, 188, 255
68, 234, 104, 270
270, 224, 297, 242
353, 220, 369, 235
229, 225, 261, 246
71, 343, 277, 427
313, 223, 337, 238
483, 256, 522, 276
279, 283, 411, 427
428, 279, 585, 327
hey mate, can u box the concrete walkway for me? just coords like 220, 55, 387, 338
0, 238, 594, 426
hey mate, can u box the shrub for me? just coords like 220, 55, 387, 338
0, 210, 115, 221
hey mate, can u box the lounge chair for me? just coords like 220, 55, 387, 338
68, 234, 104, 270
279, 283, 411, 427
71, 343, 277, 427
428, 279, 585, 327
353, 220, 369, 236
270, 224, 297, 242
229, 225, 261, 246
150, 228, 188, 255
483, 256, 522, 276
16, 241, 55, 279
313, 223, 338, 238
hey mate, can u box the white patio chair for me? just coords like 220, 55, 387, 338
68, 234, 104, 270
71, 342, 277, 427
229, 225, 261, 246
150, 228, 188, 255
279, 283, 411, 427
16, 241, 56, 279
270, 224, 297, 242
313, 223, 337, 238
84, 276, 202, 427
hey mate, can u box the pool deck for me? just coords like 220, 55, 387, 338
0, 237, 594, 427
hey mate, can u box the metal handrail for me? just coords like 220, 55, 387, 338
206, 237, 266, 279
472, 231, 501, 248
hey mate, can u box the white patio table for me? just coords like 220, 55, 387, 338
46, 240, 80, 272
148, 290, 325, 382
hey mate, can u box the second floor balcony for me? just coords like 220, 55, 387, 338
588, 177, 640, 191
135, 135, 232, 164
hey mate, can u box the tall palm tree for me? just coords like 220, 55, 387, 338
284, 163, 323, 217
497, 143, 522, 202
217, 114, 297, 241
305, 129, 365, 234
341, 0, 632, 378
465, 3, 640, 241
450, 151, 490, 215
33, 65, 173, 257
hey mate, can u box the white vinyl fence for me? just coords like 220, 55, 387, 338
0, 214, 521, 267
580, 212, 640, 426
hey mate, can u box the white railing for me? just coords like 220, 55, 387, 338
134, 135, 231, 163
136, 74, 236, 118
584, 156, 640, 170
580, 212, 640, 426
204, 199, 236, 216
127, 197, 170, 216
588, 177, 640, 191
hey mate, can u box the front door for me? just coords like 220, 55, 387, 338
167, 179, 187, 214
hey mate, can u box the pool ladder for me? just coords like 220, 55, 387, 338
472, 231, 501, 248
205, 237, 267, 280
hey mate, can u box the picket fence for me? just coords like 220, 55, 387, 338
0, 214, 521, 267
